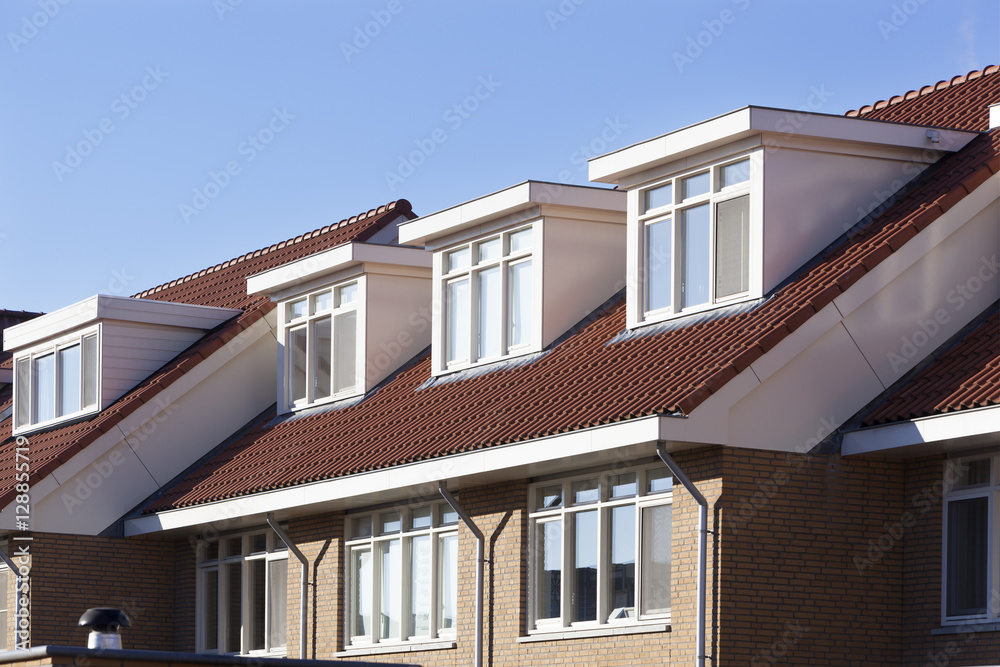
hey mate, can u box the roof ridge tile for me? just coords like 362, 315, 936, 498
844, 64, 998, 120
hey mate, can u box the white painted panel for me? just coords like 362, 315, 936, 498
730, 324, 884, 451
841, 201, 1000, 387
364, 272, 433, 389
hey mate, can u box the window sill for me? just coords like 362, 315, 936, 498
334, 639, 456, 657
517, 622, 670, 643
931, 621, 1000, 635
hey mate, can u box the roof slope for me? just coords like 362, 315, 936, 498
846, 65, 1000, 131
0, 201, 413, 510
148, 122, 1000, 511
863, 308, 999, 426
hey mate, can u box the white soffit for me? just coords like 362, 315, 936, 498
398, 181, 625, 246
3, 295, 240, 353
588, 106, 979, 184
246, 242, 431, 297
842, 405, 1000, 457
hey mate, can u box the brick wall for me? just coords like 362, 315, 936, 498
173, 535, 196, 651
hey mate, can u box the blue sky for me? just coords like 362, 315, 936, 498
1, 0, 997, 313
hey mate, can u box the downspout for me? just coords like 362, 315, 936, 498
0, 548, 24, 648
657, 442, 709, 667
266, 513, 307, 660
439, 483, 484, 667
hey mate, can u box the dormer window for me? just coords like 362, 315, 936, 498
284, 280, 361, 408
14, 329, 99, 430
441, 226, 534, 369
638, 156, 752, 322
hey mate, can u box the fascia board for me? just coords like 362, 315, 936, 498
842, 405, 1000, 456
247, 243, 431, 296
4, 296, 98, 352
125, 414, 670, 535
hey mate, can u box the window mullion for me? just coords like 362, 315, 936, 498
597, 503, 607, 625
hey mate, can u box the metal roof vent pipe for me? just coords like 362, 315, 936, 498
78, 608, 131, 649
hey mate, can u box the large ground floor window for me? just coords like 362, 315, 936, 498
197, 529, 288, 655
943, 452, 999, 624
528, 463, 673, 632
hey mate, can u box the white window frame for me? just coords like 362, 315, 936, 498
942, 452, 999, 626
436, 224, 537, 373
632, 154, 757, 327
196, 529, 289, 656
344, 502, 459, 649
527, 463, 674, 634
13, 326, 100, 433
281, 278, 363, 411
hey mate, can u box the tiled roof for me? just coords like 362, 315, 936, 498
134, 200, 413, 310
846, 65, 1000, 131
0, 201, 414, 510
862, 309, 1000, 426
147, 126, 1000, 511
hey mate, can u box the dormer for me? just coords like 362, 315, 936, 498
589, 106, 979, 330
398, 181, 626, 376
3, 296, 240, 434
247, 242, 432, 413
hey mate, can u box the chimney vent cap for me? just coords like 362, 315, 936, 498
78, 608, 131, 633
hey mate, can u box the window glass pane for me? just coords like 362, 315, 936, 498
249, 534, 267, 553
477, 237, 501, 264
204, 569, 219, 651
268, 559, 288, 649
645, 219, 672, 312
682, 172, 710, 199
289, 327, 307, 403
15, 357, 29, 428
226, 537, 242, 558
288, 299, 306, 321
333, 311, 357, 393
608, 505, 636, 619
509, 260, 533, 348
409, 534, 432, 637
225, 562, 242, 652
535, 520, 562, 621
272, 535, 287, 551
446, 279, 470, 364
312, 291, 332, 314
572, 510, 598, 622
644, 183, 672, 212
337, 282, 358, 306
610, 473, 637, 499
438, 533, 458, 631
249, 558, 266, 651
82, 334, 98, 409
205, 541, 220, 561
946, 497, 988, 617
572, 479, 599, 505
380, 512, 401, 535
509, 228, 533, 253
351, 548, 372, 638
58, 344, 81, 417
446, 247, 470, 272
478, 266, 501, 358
536, 484, 562, 510
352, 516, 373, 539
953, 459, 991, 489
314, 317, 332, 401
33, 353, 55, 423
411, 507, 432, 530
439, 507, 459, 526
647, 469, 673, 495
641, 504, 672, 615
721, 159, 751, 188
379, 539, 401, 639
681, 204, 710, 308
715, 195, 750, 298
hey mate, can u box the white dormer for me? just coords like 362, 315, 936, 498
247, 242, 432, 413
589, 106, 979, 330
398, 181, 626, 376
3, 296, 240, 434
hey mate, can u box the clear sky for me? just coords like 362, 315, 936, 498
1, 0, 997, 313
